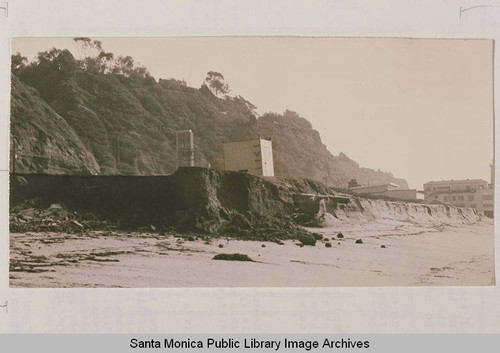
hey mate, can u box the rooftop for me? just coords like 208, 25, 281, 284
222, 136, 272, 145
350, 182, 400, 190
424, 179, 488, 186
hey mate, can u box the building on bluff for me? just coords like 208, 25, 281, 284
223, 137, 274, 177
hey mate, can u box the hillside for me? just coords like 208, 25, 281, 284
10, 46, 408, 188
10, 75, 100, 174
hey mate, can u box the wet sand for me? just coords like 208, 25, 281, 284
9, 219, 494, 288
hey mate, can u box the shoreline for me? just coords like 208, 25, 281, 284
9, 220, 494, 288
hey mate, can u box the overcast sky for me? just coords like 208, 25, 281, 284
12, 37, 494, 189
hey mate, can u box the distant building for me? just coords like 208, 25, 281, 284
223, 137, 274, 177
423, 179, 493, 216
349, 182, 417, 200
349, 182, 400, 194
423, 179, 488, 199
176, 130, 194, 168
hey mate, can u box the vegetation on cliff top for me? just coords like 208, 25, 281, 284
11, 38, 407, 188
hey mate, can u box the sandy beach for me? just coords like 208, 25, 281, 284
9, 218, 494, 288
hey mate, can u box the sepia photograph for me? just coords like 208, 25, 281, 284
8, 37, 494, 288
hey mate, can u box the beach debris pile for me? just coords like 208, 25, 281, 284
213, 253, 255, 262
9, 202, 115, 234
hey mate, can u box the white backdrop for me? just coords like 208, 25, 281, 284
0, 0, 499, 333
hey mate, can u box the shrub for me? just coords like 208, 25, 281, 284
337, 232, 344, 238
298, 235, 316, 246
355, 239, 363, 244
213, 253, 254, 262
312, 233, 323, 240
325, 242, 332, 248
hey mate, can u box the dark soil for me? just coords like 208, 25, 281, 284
212, 253, 255, 262
9, 170, 366, 245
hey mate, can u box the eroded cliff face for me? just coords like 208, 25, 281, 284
11, 76, 100, 175
10, 168, 483, 245
322, 198, 483, 227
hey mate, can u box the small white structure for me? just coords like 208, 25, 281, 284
223, 137, 274, 177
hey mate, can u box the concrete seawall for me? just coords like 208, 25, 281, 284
10, 168, 329, 233
10, 167, 485, 234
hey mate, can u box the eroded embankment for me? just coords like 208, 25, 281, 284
10, 168, 327, 243
10, 168, 485, 243
322, 198, 484, 227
